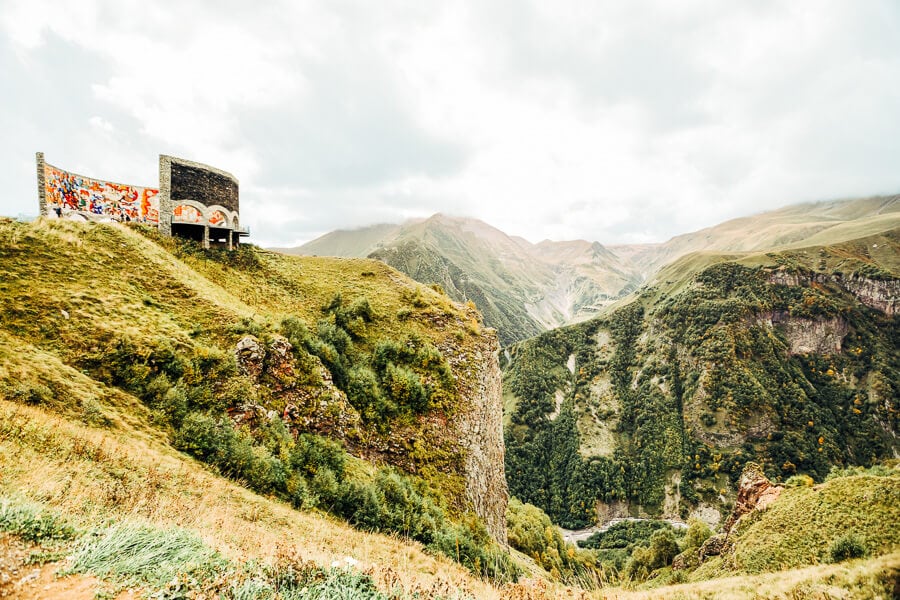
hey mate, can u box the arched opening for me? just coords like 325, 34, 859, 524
172, 203, 206, 242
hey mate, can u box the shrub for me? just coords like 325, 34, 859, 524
173, 412, 286, 495
429, 515, 520, 583
785, 474, 815, 487
172, 412, 229, 461
5, 382, 54, 405
648, 528, 680, 569
682, 518, 712, 553
382, 363, 428, 412
827, 533, 867, 563
289, 434, 346, 480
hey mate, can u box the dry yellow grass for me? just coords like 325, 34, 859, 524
596, 552, 899, 600
0, 399, 504, 597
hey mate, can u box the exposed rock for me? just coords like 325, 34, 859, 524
688, 503, 722, 529
723, 462, 783, 533
698, 533, 731, 561
767, 268, 899, 317
778, 315, 849, 355
595, 500, 630, 524
446, 328, 509, 545
265, 335, 297, 390
841, 275, 900, 316
233, 335, 361, 441
235, 335, 265, 379
672, 549, 699, 571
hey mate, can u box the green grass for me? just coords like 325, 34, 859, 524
0, 493, 475, 599
0, 495, 76, 542
727, 474, 900, 574
66, 522, 226, 590
689, 468, 900, 580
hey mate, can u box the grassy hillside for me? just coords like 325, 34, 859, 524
0, 400, 501, 598
1, 218, 897, 598
503, 229, 900, 529
0, 217, 520, 585
612, 194, 900, 276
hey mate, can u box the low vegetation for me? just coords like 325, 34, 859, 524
1, 495, 477, 599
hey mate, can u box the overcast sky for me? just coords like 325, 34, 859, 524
2, 1, 899, 246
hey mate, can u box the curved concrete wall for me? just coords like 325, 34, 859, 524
36, 153, 159, 223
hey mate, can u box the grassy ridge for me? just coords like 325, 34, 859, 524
726, 472, 900, 574
0, 218, 522, 581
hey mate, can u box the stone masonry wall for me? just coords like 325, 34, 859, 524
170, 161, 239, 213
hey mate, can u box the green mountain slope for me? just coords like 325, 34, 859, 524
284, 214, 643, 345
502, 228, 900, 529
280, 196, 899, 347
0, 217, 515, 578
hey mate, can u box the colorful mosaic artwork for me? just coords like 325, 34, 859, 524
209, 210, 227, 227
173, 204, 204, 224
44, 164, 159, 223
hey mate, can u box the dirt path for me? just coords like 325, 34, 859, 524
0, 534, 136, 600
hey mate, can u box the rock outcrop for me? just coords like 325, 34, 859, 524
764, 313, 850, 355
767, 269, 899, 317
698, 462, 783, 561
441, 328, 509, 544
723, 462, 783, 532
233, 334, 361, 440
841, 275, 900, 316
234, 329, 510, 545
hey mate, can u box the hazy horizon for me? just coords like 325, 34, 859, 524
3, 1, 899, 247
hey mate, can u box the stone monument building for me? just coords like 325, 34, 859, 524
36, 152, 248, 249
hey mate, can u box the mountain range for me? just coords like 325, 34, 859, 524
282, 195, 900, 345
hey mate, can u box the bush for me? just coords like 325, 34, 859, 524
648, 528, 679, 568
173, 412, 286, 495
429, 515, 520, 583
827, 533, 867, 563
289, 434, 346, 480
785, 474, 815, 487
682, 518, 712, 553
382, 363, 428, 412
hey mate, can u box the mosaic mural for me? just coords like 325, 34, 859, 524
173, 204, 203, 224
44, 163, 159, 224
209, 210, 227, 227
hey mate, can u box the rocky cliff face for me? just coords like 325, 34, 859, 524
443, 329, 509, 544
234, 330, 509, 544
841, 275, 900, 316
756, 311, 850, 355
767, 270, 900, 316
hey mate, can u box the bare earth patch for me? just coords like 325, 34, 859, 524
0, 534, 137, 600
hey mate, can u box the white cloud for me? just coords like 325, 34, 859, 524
1, 0, 898, 246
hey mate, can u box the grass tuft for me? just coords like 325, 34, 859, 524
66, 522, 225, 590
0, 496, 76, 542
